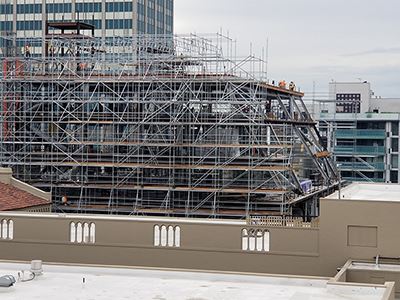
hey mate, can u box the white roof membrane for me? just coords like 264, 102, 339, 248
325, 183, 400, 202
0, 262, 387, 300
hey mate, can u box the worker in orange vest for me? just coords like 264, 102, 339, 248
278, 80, 286, 89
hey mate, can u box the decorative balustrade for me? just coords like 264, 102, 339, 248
247, 216, 319, 228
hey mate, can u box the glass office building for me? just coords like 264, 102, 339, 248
0, 0, 173, 39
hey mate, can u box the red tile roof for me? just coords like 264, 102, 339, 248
0, 182, 51, 211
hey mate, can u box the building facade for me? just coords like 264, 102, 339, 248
0, 168, 52, 212
0, 0, 173, 41
316, 82, 400, 184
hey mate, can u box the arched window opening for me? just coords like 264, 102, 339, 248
264, 231, 270, 252
160, 225, 167, 247
154, 225, 160, 246
241, 228, 270, 253
69, 222, 95, 244
248, 229, 256, 251
1, 219, 7, 239
154, 224, 181, 248
167, 226, 174, 247
256, 230, 263, 251
7, 220, 13, 239
76, 223, 83, 243
89, 223, 96, 243
83, 223, 90, 243
241, 229, 248, 250
174, 226, 180, 247
0, 219, 14, 240
70, 222, 76, 243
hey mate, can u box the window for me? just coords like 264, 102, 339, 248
392, 122, 399, 136
241, 229, 269, 252
392, 155, 399, 169
70, 222, 95, 244
392, 138, 399, 153
16, 21, 42, 31
17, 4, 42, 14
106, 19, 132, 29
336, 93, 361, 113
154, 225, 180, 247
0, 219, 13, 240
46, 3, 71, 13
83, 19, 102, 30
138, 2, 145, 15
105, 1, 133, 12
0, 21, 13, 31
75, 2, 100, 12
0, 4, 13, 14
391, 171, 398, 183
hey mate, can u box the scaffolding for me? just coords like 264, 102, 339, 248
0, 23, 339, 218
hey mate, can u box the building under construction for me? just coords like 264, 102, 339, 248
0, 22, 339, 218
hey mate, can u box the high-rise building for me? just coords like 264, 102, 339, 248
315, 81, 400, 184
0, 0, 173, 40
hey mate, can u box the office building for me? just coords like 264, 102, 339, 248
0, 0, 174, 41
315, 81, 400, 183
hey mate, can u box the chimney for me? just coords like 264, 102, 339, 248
0, 168, 13, 185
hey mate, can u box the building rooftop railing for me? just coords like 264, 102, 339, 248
247, 216, 319, 228
335, 129, 386, 140
338, 162, 385, 171
334, 146, 385, 156
343, 177, 385, 183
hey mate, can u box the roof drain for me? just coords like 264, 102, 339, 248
30, 260, 43, 276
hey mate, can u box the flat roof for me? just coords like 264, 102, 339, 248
0, 262, 387, 300
325, 183, 400, 202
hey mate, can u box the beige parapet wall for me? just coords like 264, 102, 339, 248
0, 212, 322, 276
318, 196, 400, 277
1, 186, 400, 292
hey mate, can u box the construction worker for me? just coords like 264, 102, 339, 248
289, 81, 296, 91
278, 80, 286, 89
24, 43, 31, 58
61, 195, 69, 206
48, 43, 55, 57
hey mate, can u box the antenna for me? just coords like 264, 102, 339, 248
265, 37, 269, 82
312, 81, 316, 118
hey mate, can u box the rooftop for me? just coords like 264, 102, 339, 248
325, 183, 400, 202
0, 168, 51, 211
0, 183, 51, 211
0, 262, 388, 300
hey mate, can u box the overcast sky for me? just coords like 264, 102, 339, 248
175, 0, 400, 98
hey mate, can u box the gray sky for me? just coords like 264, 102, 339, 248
175, 0, 400, 97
